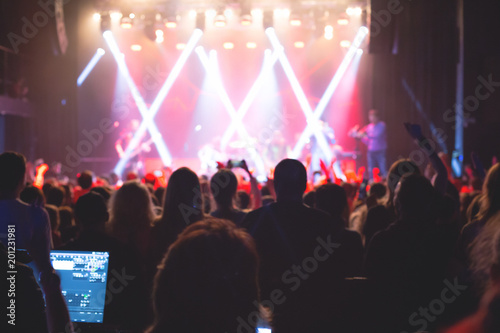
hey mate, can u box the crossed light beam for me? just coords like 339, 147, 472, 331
200, 26, 368, 172
77, 48, 105, 86
268, 26, 370, 161
103, 29, 203, 176
195, 47, 270, 177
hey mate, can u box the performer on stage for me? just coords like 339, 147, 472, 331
115, 119, 152, 176
349, 109, 387, 179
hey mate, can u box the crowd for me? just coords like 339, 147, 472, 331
1, 123, 500, 333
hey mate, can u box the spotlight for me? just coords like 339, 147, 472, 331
324, 25, 333, 40
251, 9, 263, 17
223, 42, 234, 49
129, 13, 136, 19
93, 12, 101, 22
110, 11, 122, 21
166, 21, 177, 29
240, 6, 252, 26
214, 9, 226, 27
189, 10, 197, 18
294, 41, 305, 48
346, 7, 362, 16
176, 43, 186, 50
337, 18, 349, 25
206, 9, 216, 18
155, 29, 164, 43
131, 44, 142, 51
340, 40, 351, 48
120, 16, 133, 29
224, 9, 233, 17
290, 15, 302, 26
165, 20, 177, 29
246, 42, 257, 49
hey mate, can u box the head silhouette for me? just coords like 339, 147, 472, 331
315, 183, 348, 219
161, 167, 203, 227
210, 169, 238, 209
75, 192, 108, 229
148, 218, 260, 333
274, 159, 307, 201
0, 152, 26, 198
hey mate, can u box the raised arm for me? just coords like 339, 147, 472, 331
241, 160, 262, 210
404, 123, 448, 194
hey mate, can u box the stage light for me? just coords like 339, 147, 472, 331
240, 14, 252, 26
120, 17, 133, 29
265, 27, 334, 162
346, 7, 362, 16
216, 47, 281, 151
294, 41, 305, 48
324, 25, 334, 40
131, 44, 142, 51
283, 9, 291, 17
176, 43, 186, 50
93, 12, 101, 22
223, 42, 234, 49
110, 11, 122, 21
129, 13, 135, 19
285, 26, 369, 160
195, 47, 268, 177
195, 124, 202, 131
240, 6, 252, 26
155, 29, 164, 43
224, 9, 233, 17
105, 29, 203, 175
77, 48, 105, 86
246, 42, 257, 49
340, 40, 351, 48
214, 11, 226, 27
337, 18, 349, 25
251, 9, 263, 17
165, 21, 177, 29
189, 10, 197, 18
206, 9, 216, 18
290, 16, 302, 26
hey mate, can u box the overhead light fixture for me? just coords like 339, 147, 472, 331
155, 29, 164, 43
110, 11, 122, 21
240, 5, 252, 26
120, 16, 133, 29
324, 25, 334, 40
346, 7, 362, 16
223, 42, 234, 49
289, 10, 301, 26
337, 18, 349, 25
294, 41, 305, 48
340, 40, 351, 48
93, 12, 101, 22
131, 44, 142, 51
214, 8, 226, 27
246, 42, 257, 49
176, 43, 186, 50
